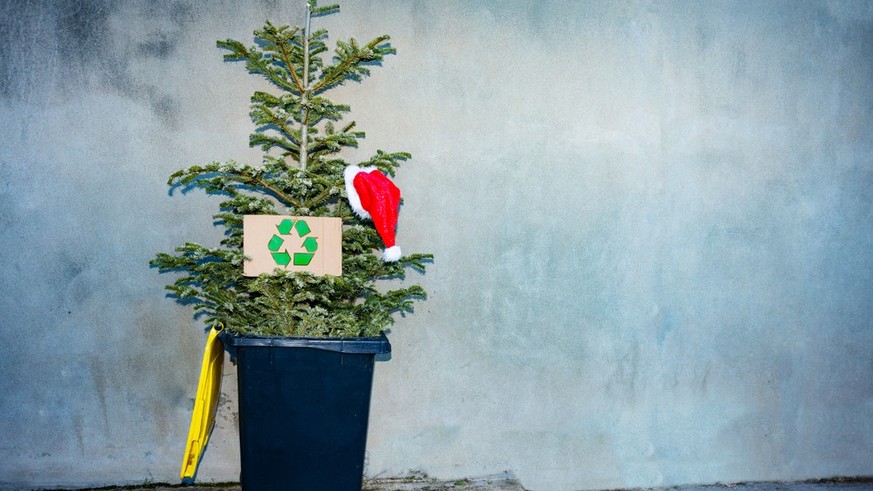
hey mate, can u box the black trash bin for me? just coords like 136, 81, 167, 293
223, 333, 391, 491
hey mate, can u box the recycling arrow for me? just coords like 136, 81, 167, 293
268, 218, 318, 267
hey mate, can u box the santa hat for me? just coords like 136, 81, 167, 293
344, 165, 402, 262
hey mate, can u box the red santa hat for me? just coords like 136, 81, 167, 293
344, 165, 402, 262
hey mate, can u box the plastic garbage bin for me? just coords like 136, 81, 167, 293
223, 333, 391, 491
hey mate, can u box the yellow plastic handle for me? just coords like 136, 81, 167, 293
180, 325, 225, 480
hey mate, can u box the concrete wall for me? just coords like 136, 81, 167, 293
1, 1, 871, 490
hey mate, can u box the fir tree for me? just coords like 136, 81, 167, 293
151, 2, 431, 338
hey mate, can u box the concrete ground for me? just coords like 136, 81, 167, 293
58, 475, 873, 491
53, 472, 523, 491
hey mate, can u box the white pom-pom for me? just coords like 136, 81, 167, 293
382, 246, 402, 262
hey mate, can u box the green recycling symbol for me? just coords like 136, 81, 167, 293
268, 218, 318, 267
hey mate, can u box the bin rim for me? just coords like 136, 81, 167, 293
220, 331, 391, 354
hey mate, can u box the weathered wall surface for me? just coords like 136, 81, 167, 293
0, 1, 871, 490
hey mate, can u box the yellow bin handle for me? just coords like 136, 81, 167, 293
180, 324, 225, 481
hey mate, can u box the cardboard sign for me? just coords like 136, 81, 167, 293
243, 215, 342, 277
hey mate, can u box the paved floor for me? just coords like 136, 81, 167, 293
363, 472, 524, 491
57, 475, 873, 491
60, 472, 523, 491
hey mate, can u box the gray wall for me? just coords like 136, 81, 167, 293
1, 1, 871, 490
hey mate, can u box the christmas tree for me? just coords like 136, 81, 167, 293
151, 1, 431, 338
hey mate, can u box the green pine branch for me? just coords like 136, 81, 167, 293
153, 3, 431, 338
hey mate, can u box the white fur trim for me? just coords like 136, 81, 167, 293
382, 245, 402, 262
344, 165, 378, 219
343, 165, 368, 218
